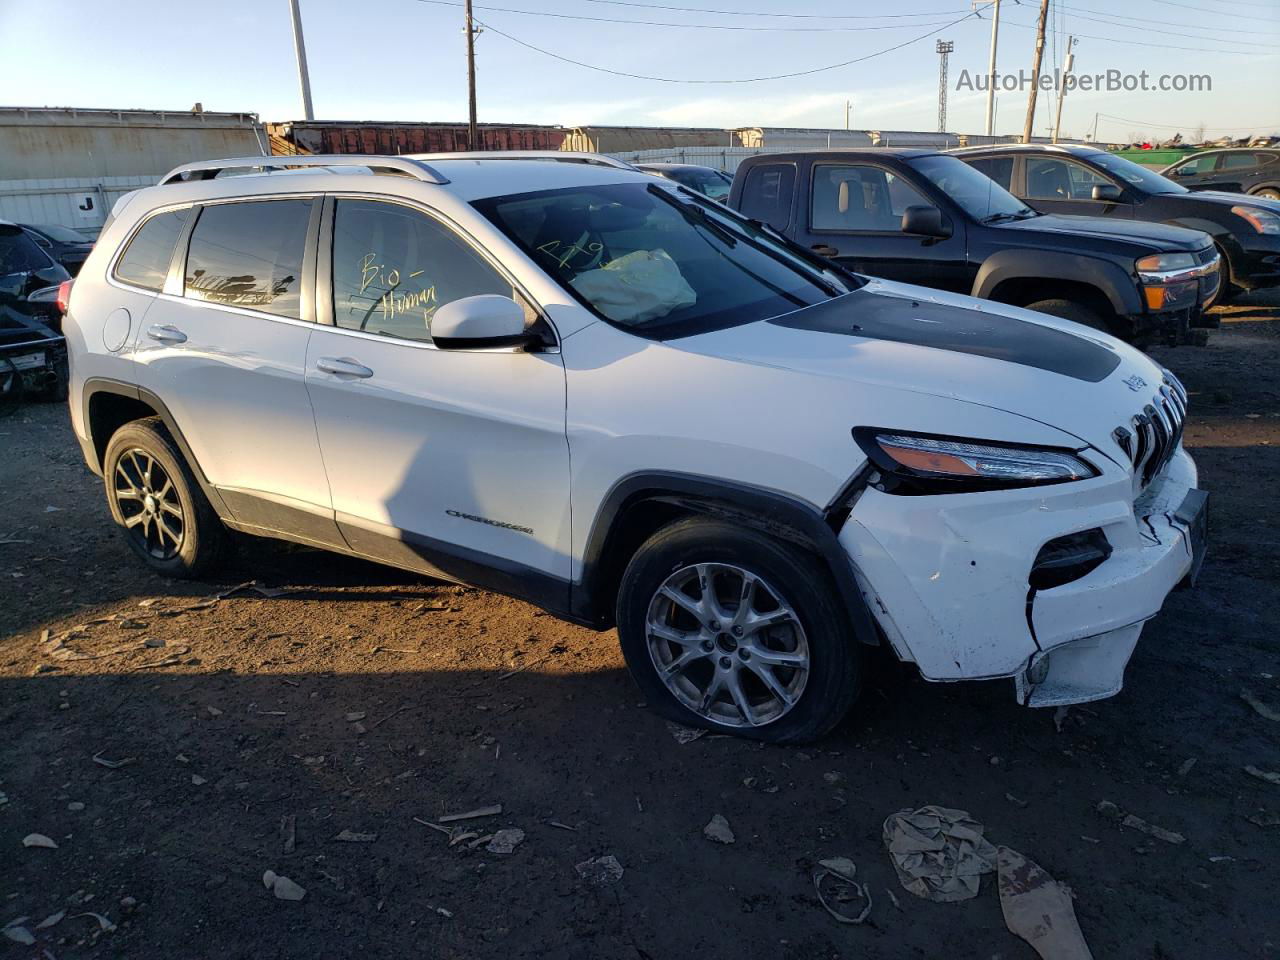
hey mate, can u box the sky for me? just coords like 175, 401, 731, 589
1, 0, 1278, 142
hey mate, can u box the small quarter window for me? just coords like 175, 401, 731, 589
114, 208, 189, 291
184, 199, 311, 318
331, 199, 515, 344
738, 163, 796, 231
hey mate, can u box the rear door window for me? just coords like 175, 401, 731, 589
331, 199, 515, 343
0, 225, 51, 275
113, 208, 189, 291
184, 199, 312, 319
738, 163, 796, 231
966, 156, 1015, 191
1220, 152, 1258, 171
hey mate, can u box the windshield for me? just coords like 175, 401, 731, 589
1089, 153, 1188, 195
31, 223, 90, 244
474, 181, 854, 338
907, 155, 1035, 222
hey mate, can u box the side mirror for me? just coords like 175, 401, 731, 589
1091, 183, 1123, 202
432, 295, 540, 351
901, 205, 951, 239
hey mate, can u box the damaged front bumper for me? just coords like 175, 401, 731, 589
838, 447, 1205, 708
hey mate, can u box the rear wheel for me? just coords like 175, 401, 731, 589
616, 517, 860, 743
1025, 298, 1113, 335
103, 417, 228, 578
1252, 187, 1280, 201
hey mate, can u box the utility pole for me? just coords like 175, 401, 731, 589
1021, 0, 1049, 143
465, 0, 479, 150
1051, 36, 1077, 143
845, 100, 851, 131
973, 0, 1001, 136
936, 40, 954, 134
287, 0, 315, 121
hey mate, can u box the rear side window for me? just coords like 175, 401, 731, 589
1220, 152, 1258, 171
184, 199, 312, 319
966, 156, 1014, 191
331, 199, 515, 343
114, 208, 189, 291
738, 163, 796, 231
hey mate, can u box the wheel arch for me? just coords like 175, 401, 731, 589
82, 378, 231, 518
973, 249, 1139, 317
572, 471, 879, 646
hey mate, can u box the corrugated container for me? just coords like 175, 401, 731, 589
0, 106, 265, 236
733, 128, 875, 149
562, 126, 732, 153
268, 121, 566, 155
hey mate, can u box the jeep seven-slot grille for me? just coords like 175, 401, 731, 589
1112, 373, 1188, 490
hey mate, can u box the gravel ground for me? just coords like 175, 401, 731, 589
1, 294, 1278, 959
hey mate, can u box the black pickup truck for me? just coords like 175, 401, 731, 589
727, 149, 1220, 344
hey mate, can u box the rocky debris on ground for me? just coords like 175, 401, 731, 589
263, 870, 306, 901
1096, 800, 1184, 844
703, 814, 735, 844
22, 833, 57, 849
485, 828, 525, 854
1245, 765, 1280, 785
666, 721, 706, 744
1241, 689, 1280, 722
575, 854, 624, 885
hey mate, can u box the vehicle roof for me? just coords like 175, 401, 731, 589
740, 148, 942, 164
949, 143, 1105, 156
1170, 146, 1280, 156
412, 156, 656, 200
635, 162, 723, 173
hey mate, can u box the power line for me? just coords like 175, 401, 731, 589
1145, 0, 1280, 14
999, 16, 1272, 54
1047, 8, 1277, 45
414, 0, 962, 32
1057, 1, 1280, 35
584, 0, 968, 20
469, 10, 982, 83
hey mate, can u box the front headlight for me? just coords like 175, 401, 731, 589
854, 429, 1099, 494
1231, 205, 1280, 235
1136, 252, 1196, 273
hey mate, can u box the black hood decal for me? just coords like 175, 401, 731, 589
768, 289, 1122, 383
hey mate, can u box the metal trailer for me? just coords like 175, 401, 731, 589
268, 121, 567, 155
0, 107, 267, 238
561, 126, 733, 153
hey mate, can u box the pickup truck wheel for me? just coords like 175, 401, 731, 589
1024, 298, 1112, 334
616, 517, 860, 743
1253, 188, 1280, 201
103, 417, 228, 578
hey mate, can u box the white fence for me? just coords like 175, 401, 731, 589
0, 175, 154, 238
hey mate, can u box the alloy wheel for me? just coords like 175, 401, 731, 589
645, 562, 809, 728
113, 448, 185, 560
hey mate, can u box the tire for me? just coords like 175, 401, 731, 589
103, 417, 228, 578
1024, 298, 1113, 334
1252, 187, 1280, 201
616, 516, 860, 743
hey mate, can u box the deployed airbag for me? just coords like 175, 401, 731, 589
570, 249, 696, 325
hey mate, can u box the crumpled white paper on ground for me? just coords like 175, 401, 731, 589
882, 804, 999, 902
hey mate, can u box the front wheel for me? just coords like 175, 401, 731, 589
103, 417, 228, 578
616, 517, 860, 743
1251, 187, 1280, 201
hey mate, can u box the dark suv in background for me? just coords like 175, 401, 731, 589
728, 149, 1219, 344
1161, 148, 1280, 200
953, 144, 1280, 304
20, 223, 95, 276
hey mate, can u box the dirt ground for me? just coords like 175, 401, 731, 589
2, 295, 1279, 960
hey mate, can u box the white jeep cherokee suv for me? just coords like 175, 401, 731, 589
63, 152, 1207, 742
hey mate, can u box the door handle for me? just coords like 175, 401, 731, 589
146, 323, 187, 344
811, 244, 840, 258
316, 356, 374, 379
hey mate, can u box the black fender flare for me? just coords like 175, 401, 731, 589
81, 377, 232, 519
972, 248, 1141, 316
572, 471, 879, 646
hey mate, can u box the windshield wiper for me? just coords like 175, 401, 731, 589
982, 211, 1029, 224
